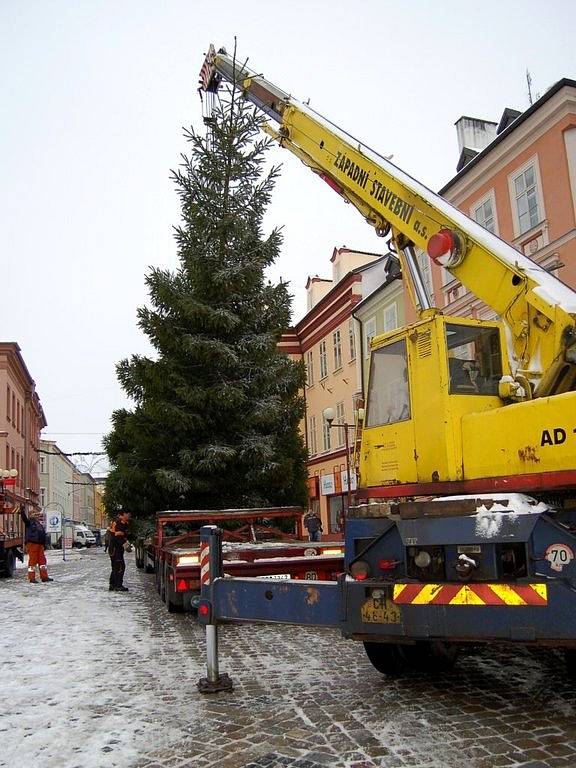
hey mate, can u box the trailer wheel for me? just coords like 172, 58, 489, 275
162, 579, 182, 613
363, 641, 458, 675
1, 549, 16, 578
166, 590, 182, 613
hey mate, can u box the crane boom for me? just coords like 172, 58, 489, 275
201, 46, 576, 397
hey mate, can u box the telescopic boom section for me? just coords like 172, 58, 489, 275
199, 45, 576, 396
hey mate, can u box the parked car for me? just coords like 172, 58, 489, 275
73, 525, 97, 548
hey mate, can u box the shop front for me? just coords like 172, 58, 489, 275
308, 462, 357, 541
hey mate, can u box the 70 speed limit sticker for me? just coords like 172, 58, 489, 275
545, 543, 574, 572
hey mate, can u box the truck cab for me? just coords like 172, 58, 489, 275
360, 313, 505, 493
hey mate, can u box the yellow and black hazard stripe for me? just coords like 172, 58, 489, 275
393, 583, 547, 606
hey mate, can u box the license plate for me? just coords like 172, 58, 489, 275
361, 597, 401, 624
259, 573, 290, 580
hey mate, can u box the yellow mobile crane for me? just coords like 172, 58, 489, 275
197, 47, 576, 676
200, 46, 576, 501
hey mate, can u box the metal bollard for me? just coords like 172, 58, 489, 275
197, 525, 234, 694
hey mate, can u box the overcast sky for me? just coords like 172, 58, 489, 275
1, 0, 575, 469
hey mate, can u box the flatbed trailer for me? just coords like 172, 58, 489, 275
0, 488, 23, 578
135, 507, 344, 612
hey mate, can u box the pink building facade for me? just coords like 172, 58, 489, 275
435, 78, 576, 317
0, 343, 46, 512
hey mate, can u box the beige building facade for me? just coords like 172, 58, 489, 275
39, 440, 75, 522
40, 442, 97, 526
280, 247, 395, 537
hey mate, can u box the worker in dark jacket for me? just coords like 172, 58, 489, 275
108, 511, 131, 592
303, 510, 323, 542
19, 505, 53, 583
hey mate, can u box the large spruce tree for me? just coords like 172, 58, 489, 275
105, 78, 308, 517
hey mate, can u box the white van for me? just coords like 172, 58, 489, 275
73, 525, 97, 548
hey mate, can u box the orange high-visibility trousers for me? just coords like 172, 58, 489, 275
27, 543, 49, 582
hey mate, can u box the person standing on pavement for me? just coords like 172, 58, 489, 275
303, 510, 323, 542
108, 511, 131, 592
19, 504, 53, 583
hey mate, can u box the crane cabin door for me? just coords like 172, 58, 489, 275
360, 334, 418, 487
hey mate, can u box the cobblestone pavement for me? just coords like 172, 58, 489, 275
3, 549, 576, 768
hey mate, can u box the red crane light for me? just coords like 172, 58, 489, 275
427, 229, 455, 264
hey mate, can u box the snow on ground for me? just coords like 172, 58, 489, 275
4, 547, 576, 768
1, 549, 202, 768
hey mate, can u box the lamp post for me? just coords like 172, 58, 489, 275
322, 407, 355, 531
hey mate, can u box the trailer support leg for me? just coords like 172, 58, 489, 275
197, 525, 233, 694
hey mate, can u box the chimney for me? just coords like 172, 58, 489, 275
455, 116, 497, 155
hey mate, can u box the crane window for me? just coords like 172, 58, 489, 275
445, 324, 502, 395
366, 340, 410, 427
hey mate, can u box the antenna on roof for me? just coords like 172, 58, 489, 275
526, 69, 533, 106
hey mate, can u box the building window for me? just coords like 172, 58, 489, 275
11, 393, 15, 425
305, 350, 315, 387
333, 330, 342, 371
40, 487, 46, 507
513, 164, 540, 234
348, 319, 356, 361
473, 195, 495, 233
39, 455, 46, 474
322, 419, 331, 452
383, 303, 398, 332
335, 401, 345, 448
446, 283, 463, 305
6, 386, 10, 421
308, 415, 317, 456
365, 317, 376, 358
319, 340, 328, 379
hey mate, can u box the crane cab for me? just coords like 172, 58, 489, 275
359, 314, 506, 491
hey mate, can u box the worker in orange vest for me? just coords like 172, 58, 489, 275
20, 505, 53, 583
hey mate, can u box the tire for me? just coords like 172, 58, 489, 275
0, 550, 16, 578
363, 640, 459, 675
426, 640, 459, 671
163, 566, 183, 613
166, 590, 182, 613
156, 566, 163, 597
363, 642, 412, 675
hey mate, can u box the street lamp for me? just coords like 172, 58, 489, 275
322, 407, 355, 530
